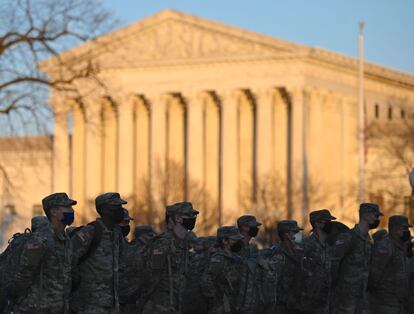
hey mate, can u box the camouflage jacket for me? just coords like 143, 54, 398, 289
331, 224, 372, 298
71, 219, 122, 312
238, 241, 258, 258
201, 248, 243, 313
141, 231, 191, 314
302, 232, 332, 305
265, 243, 305, 308
15, 222, 72, 314
369, 236, 410, 305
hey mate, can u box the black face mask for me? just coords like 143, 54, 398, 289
369, 219, 380, 230
322, 221, 333, 234
401, 230, 411, 242
182, 217, 196, 231
230, 240, 243, 253
120, 225, 130, 237
248, 226, 259, 237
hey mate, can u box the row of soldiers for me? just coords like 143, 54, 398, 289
0, 191, 413, 314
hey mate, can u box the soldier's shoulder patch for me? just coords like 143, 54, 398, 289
210, 254, 223, 263
76, 231, 87, 242
152, 248, 165, 255
335, 239, 345, 245
26, 242, 41, 250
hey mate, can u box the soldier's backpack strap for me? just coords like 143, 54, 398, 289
78, 221, 103, 264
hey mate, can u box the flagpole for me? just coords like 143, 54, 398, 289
358, 21, 365, 203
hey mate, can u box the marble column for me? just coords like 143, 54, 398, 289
102, 98, 117, 192
288, 87, 308, 226
186, 91, 204, 197
220, 90, 239, 224
149, 93, 167, 223
84, 97, 103, 220
117, 95, 134, 201
255, 88, 275, 205
52, 100, 70, 193
70, 100, 86, 222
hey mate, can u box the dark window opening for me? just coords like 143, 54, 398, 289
374, 104, 380, 119
401, 109, 405, 119
388, 107, 392, 120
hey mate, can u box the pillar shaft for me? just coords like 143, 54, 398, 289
220, 90, 239, 224
53, 104, 70, 193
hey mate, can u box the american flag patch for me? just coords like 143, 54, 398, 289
26, 242, 40, 250
335, 240, 345, 245
211, 257, 221, 263
77, 232, 86, 242
153, 249, 163, 255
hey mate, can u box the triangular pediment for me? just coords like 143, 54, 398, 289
43, 10, 307, 70
103, 16, 301, 66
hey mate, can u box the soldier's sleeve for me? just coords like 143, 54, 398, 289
330, 232, 352, 286
14, 235, 46, 292
70, 224, 95, 286
369, 240, 391, 288
119, 243, 146, 303
71, 225, 95, 263
200, 253, 224, 300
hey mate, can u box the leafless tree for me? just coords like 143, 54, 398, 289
0, 0, 116, 135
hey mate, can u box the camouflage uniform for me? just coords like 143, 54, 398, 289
13, 193, 75, 314
302, 209, 336, 313
71, 193, 126, 314
331, 203, 383, 314
201, 226, 244, 314
369, 215, 412, 313
237, 215, 261, 257
132, 224, 156, 247
140, 202, 199, 314
265, 220, 305, 314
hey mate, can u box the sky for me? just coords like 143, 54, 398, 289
102, 0, 414, 74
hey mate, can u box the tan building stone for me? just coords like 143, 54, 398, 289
1, 10, 414, 239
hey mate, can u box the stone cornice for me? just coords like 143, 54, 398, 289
40, 9, 414, 90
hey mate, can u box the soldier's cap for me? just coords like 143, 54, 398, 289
237, 215, 262, 228
134, 224, 155, 235
359, 203, 383, 217
309, 209, 336, 222
123, 209, 134, 221
388, 215, 413, 228
217, 226, 244, 240
95, 192, 127, 208
42, 192, 77, 211
277, 220, 303, 233
166, 202, 199, 216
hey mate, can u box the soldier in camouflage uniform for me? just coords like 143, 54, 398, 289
71, 192, 127, 314
140, 202, 199, 314
331, 203, 383, 314
201, 226, 244, 314
12, 192, 76, 314
302, 209, 336, 314
369, 215, 412, 313
132, 224, 156, 246
237, 215, 261, 257
182, 236, 217, 314
265, 220, 305, 314
119, 209, 134, 240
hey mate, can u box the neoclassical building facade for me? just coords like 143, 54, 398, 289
2, 10, 414, 236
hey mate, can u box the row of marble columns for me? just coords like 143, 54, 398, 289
52, 87, 357, 227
